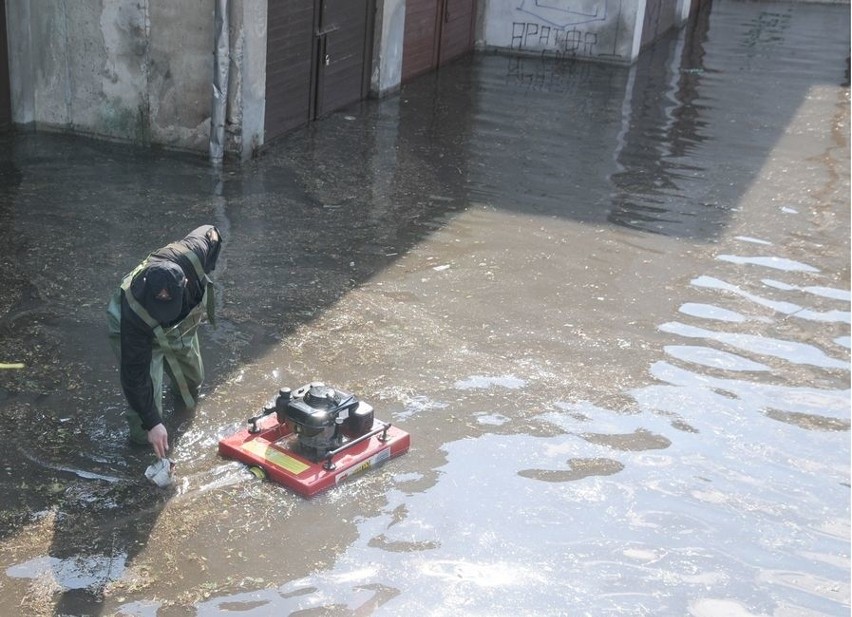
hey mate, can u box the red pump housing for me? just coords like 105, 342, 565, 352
218, 383, 410, 497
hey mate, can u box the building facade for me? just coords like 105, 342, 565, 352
0, 0, 698, 160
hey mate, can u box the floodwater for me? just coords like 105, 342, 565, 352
0, 0, 849, 615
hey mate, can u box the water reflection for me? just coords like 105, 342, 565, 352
7, 553, 127, 596
691, 275, 848, 321
678, 302, 748, 323
664, 345, 770, 371
716, 254, 821, 272
608, 0, 716, 238
659, 321, 849, 369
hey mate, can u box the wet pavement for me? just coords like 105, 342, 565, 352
0, 0, 849, 615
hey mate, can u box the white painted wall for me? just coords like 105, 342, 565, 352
371, 0, 406, 95
479, 0, 693, 65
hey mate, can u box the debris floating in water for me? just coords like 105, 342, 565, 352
145, 459, 175, 487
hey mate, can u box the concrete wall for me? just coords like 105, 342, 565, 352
221, 0, 267, 161
478, 0, 691, 64
3, 0, 698, 158
4, 0, 403, 157
6, 0, 214, 151
148, 1, 214, 150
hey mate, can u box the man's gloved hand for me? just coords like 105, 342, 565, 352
147, 423, 169, 459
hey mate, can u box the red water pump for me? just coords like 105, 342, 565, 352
219, 382, 411, 497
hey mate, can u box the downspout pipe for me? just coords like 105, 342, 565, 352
210, 0, 230, 162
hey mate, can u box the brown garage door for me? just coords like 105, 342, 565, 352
265, 0, 372, 142
401, 0, 475, 83
401, 0, 440, 82
0, 0, 11, 132
315, 0, 371, 117
265, 0, 316, 141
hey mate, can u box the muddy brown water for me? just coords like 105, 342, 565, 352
0, 0, 849, 615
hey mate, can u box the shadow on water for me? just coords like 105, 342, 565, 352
0, 136, 242, 614
0, 0, 848, 613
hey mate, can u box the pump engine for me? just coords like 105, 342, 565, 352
270, 383, 375, 461
221, 381, 410, 496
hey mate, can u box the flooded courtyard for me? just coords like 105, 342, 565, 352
0, 0, 849, 615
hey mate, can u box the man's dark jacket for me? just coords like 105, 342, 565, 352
119, 225, 222, 430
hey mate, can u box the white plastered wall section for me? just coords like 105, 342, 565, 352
4, 0, 214, 152
371, 0, 406, 96
478, 0, 694, 65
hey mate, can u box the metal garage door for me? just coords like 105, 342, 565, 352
315, 0, 371, 117
265, 0, 316, 141
400, 0, 439, 82
401, 0, 475, 83
0, 0, 11, 132
265, 0, 372, 142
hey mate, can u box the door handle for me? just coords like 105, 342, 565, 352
320, 34, 330, 67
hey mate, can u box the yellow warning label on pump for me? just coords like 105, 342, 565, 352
335, 447, 391, 484
242, 440, 310, 475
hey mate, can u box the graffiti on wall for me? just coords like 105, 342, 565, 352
510, 0, 625, 60
511, 22, 599, 57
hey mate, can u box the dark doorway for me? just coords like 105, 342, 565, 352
264, 0, 373, 142
401, 0, 476, 83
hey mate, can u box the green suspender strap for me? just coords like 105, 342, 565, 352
120, 251, 216, 409
182, 249, 216, 327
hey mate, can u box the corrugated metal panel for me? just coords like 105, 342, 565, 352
265, 0, 316, 141
0, 0, 11, 132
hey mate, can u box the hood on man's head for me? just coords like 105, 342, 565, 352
142, 261, 186, 324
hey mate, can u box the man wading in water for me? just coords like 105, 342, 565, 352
107, 225, 223, 459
